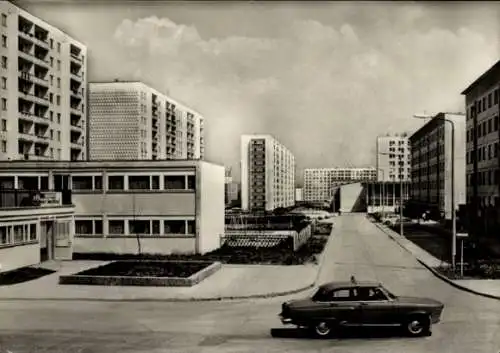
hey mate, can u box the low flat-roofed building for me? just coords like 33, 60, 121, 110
0, 188, 75, 273
0, 159, 225, 258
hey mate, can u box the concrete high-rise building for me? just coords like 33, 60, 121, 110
376, 133, 411, 182
88, 81, 204, 161
0, 1, 87, 161
304, 167, 377, 202
241, 134, 295, 211
409, 112, 466, 220
462, 61, 500, 222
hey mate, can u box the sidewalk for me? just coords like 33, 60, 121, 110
374, 220, 500, 300
0, 260, 318, 301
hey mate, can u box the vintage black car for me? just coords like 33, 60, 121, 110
279, 277, 444, 337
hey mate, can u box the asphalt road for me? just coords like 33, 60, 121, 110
1, 214, 500, 353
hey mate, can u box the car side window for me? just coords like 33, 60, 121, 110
331, 288, 358, 301
358, 287, 388, 301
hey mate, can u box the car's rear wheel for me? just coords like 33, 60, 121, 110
404, 315, 431, 337
313, 321, 332, 338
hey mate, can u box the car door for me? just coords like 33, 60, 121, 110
358, 287, 397, 325
320, 288, 363, 325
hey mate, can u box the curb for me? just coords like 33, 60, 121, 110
417, 259, 500, 301
0, 282, 316, 303
370, 219, 500, 301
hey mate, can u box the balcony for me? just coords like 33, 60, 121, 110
70, 53, 82, 62
18, 30, 34, 43
71, 141, 84, 149
19, 113, 50, 126
17, 153, 51, 161
70, 106, 82, 115
70, 89, 83, 100
70, 121, 84, 131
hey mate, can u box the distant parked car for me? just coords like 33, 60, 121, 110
278, 277, 444, 338
383, 216, 411, 227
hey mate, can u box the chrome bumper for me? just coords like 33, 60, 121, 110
279, 315, 293, 325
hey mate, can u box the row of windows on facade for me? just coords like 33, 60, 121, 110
412, 127, 445, 149
0, 222, 37, 246
467, 142, 499, 164
72, 174, 196, 191
412, 161, 445, 175
467, 115, 499, 143
75, 219, 195, 236
1, 118, 64, 140
388, 140, 409, 145
1, 53, 79, 77
412, 180, 446, 190
466, 195, 500, 208
467, 169, 500, 187
0, 94, 85, 115
468, 88, 499, 119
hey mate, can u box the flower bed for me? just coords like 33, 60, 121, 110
0, 266, 56, 285
59, 260, 221, 287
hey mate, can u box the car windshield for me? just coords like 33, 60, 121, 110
381, 286, 397, 299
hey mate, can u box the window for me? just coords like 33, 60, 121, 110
57, 77, 60, 88
187, 175, 195, 189
164, 220, 185, 234
72, 176, 93, 190
1, 76, 5, 89
489, 93, 493, 108
57, 42, 61, 53
1, 118, 6, 131
75, 220, 93, 234
50, 57, 53, 67
152, 220, 160, 234
1, 14, 6, 27
14, 225, 24, 243
128, 175, 150, 190
489, 119, 493, 133
1, 35, 6, 48
129, 220, 150, 234
1, 98, 6, 110
495, 89, 499, 105
495, 116, 499, 131
50, 75, 53, 85
50, 38, 53, 49
108, 175, 124, 190
49, 93, 53, 103
0, 56, 5, 69
57, 59, 60, 70
94, 220, 103, 235
187, 220, 196, 234
94, 176, 102, 190
489, 145, 492, 159
57, 131, 60, 141
29, 224, 36, 241
0, 226, 8, 245
108, 220, 124, 235
164, 175, 185, 189
358, 287, 388, 301
56, 95, 60, 105
1, 140, 6, 153
40, 176, 48, 190
152, 175, 160, 190
57, 113, 60, 124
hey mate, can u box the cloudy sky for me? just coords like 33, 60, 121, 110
16, 0, 500, 183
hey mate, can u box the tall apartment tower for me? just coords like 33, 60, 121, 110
304, 167, 377, 202
88, 81, 204, 160
0, 1, 87, 161
241, 134, 295, 211
462, 60, 500, 210
376, 134, 411, 182
409, 112, 466, 220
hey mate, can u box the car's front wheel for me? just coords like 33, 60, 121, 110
313, 321, 333, 338
404, 315, 431, 337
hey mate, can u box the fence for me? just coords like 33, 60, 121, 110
221, 224, 312, 251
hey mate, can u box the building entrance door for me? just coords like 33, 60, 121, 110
40, 220, 55, 262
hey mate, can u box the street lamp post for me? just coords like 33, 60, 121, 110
413, 113, 456, 270
378, 152, 404, 237
378, 168, 385, 217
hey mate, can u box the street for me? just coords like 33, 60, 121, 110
1, 214, 500, 353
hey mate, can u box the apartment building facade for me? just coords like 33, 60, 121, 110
409, 112, 466, 220
376, 133, 411, 182
304, 167, 377, 202
0, 159, 225, 257
241, 134, 295, 211
0, 1, 87, 161
88, 81, 204, 161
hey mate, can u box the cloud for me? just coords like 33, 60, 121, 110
112, 13, 498, 181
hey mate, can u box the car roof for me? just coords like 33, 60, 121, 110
318, 281, 382, 291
